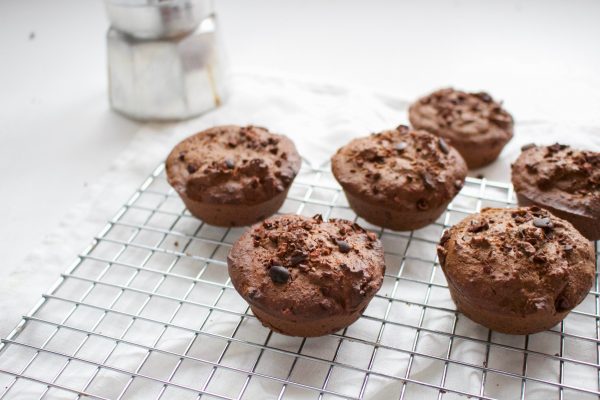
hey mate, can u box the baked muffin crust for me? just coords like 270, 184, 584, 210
512, 143, 600, 240
437, 207, 595, 334
331, 126, 467, 230
409, 88, 513, 168
165, 125, 301, 226
167, 125, 301, 204
228, 214, 385, 336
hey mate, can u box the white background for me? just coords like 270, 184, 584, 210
1, 0, 599, 308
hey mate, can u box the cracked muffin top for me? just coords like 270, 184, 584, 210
512, 143, 600, 219
331, 125, 467, 211
227, 214, 386, 320
408, 88, 513, 143
437, 207, 594, 317
166, 125, 302, 205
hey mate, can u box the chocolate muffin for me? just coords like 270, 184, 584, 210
227, 214, 385, 337
331, 126, 467, 231
512, 143, 600, 240
437, 207, 595, 335
408, 88, 514, 168
166, 125, 302, 227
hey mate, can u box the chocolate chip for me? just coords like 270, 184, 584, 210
186, 164, 197, 174
224, 159, 235, 169
396, 125, 409, 133
521, 143, 536, 151
555, 296, 571, 312
536, 176, 552, 190
301, 221, 313, 230
417, 199, 429, 210
262, 221, 274, 230
548, 143, 567, 153
533, 217, 553, 229
438, 138, 449, 154
475, 92, 493, 103
178, 152, 186, 161
421, 172, 435, 190
336, 240, 351, 253
290, 252, 308, 266
525, 163, 537, 173
269, 265, 289, 284
395, 142, 408, 152
564, 244, 573, 252
476, 174, 484, 179
467, 219, 489, 233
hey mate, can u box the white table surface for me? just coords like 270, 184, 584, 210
1, 0, 599, 331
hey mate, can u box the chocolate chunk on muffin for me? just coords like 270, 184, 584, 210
437, 207, 595, 335
227, 214, 385, 337
331, 126, 467, 231
166, 125, 302, 227
512, 143, 600, 240
409, 88, 514, 168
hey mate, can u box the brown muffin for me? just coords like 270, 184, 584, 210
166, 125, 302, 227
408, 88, 514, 168
331, 126, 467, 231
227, 214, 385, 337
512, 143, 600, 240
437, 207, 595, 335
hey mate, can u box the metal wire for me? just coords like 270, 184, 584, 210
0, 163, 598, 400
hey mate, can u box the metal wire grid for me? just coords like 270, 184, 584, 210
0, 162, 598, 400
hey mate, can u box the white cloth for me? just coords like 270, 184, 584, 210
0, 71, 599, 399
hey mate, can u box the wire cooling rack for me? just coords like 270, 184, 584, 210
0, 162, 598, 400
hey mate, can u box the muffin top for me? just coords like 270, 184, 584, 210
408, 88, 513, 143
331, 126, 467, 211
512, 143, 600, 218
227, 214, 385, 320
437, 207, 594, 316
166, 125, 302, 205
